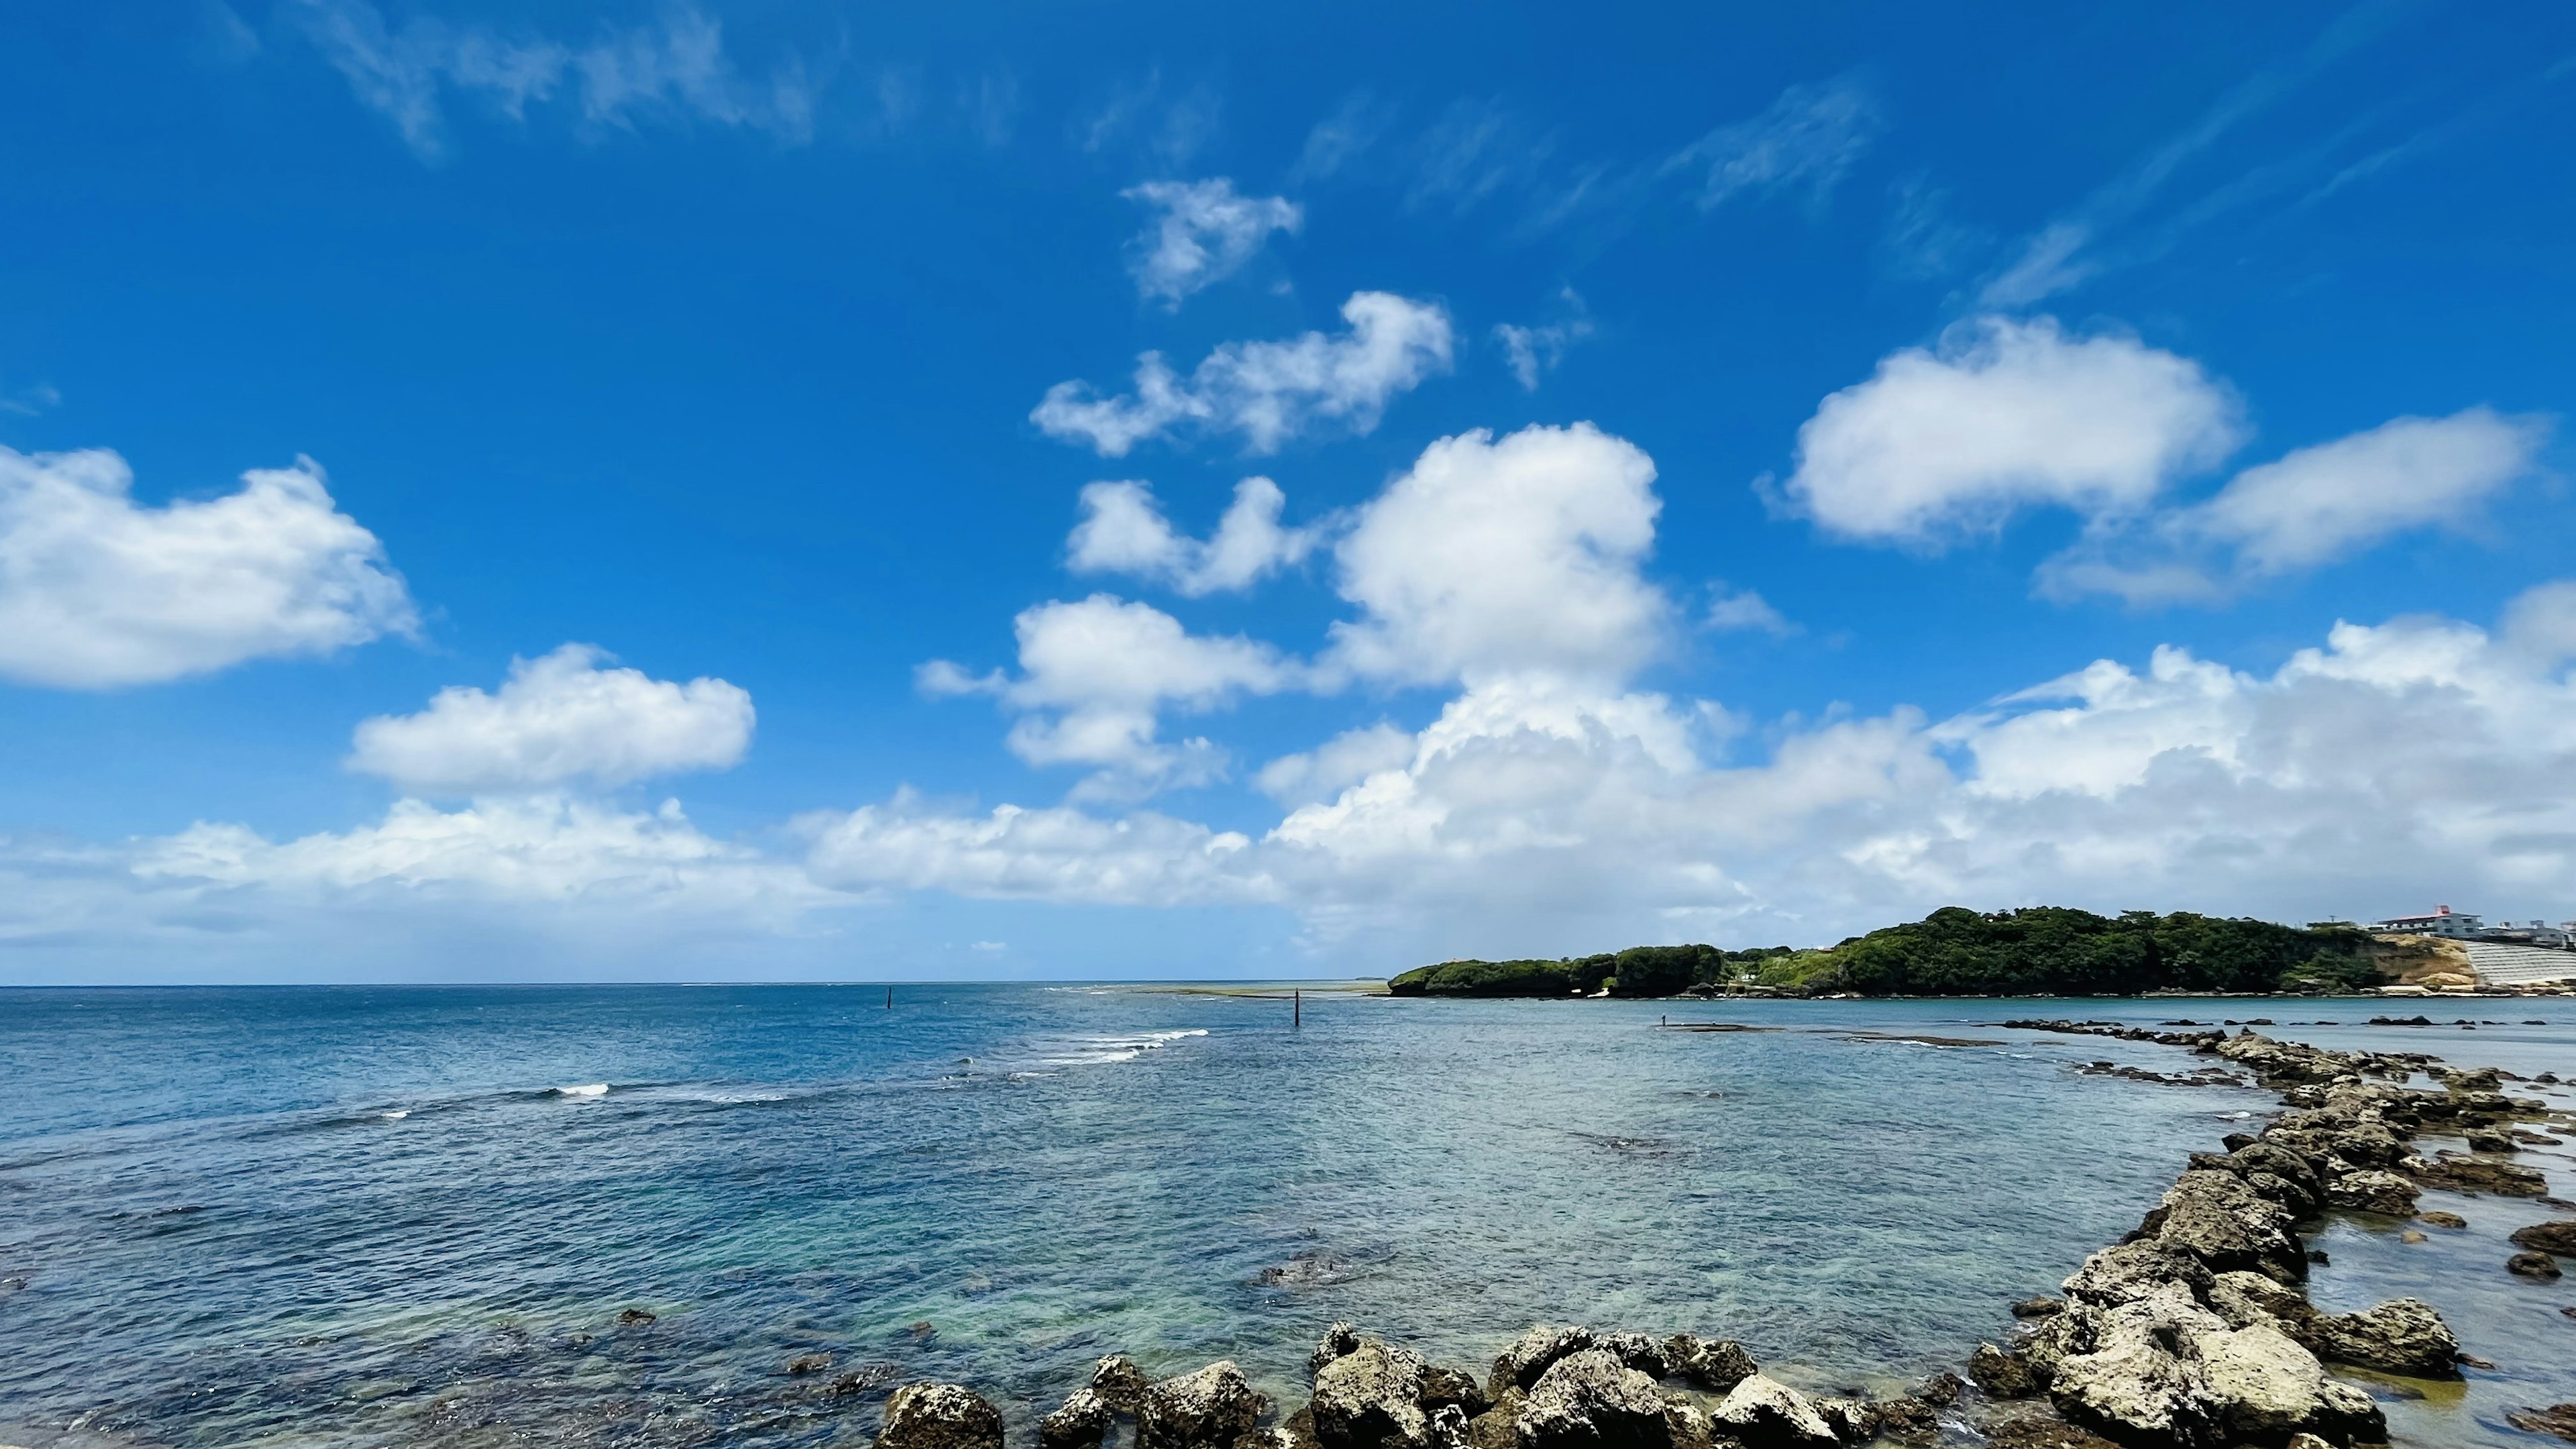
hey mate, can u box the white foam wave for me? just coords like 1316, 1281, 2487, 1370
1038, 1049, 1146, 1066
551, 1083, 609, 1098
1095, 1029, 1209, 1051
380, 1110, 409, 1120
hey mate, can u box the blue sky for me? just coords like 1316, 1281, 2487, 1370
4, 1, 2575, 981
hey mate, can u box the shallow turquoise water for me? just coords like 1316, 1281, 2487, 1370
0, 987, 2568, 1448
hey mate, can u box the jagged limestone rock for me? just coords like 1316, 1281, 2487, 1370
1660, 1335, 1758, 1393
1515, 1349, 1670, 1449
2303, 1297, 2461, 1379
1042, 1389, 1114, 1449
1490, 1328, 1598, 1403
877, 1383, 1007, 1449
1313, 1337, 1433, 1449
1141, 1362, 1263, 1449
1706, 1374, 1838, 1449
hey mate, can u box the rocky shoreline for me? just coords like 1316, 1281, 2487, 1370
863, 1025, 2575, 1449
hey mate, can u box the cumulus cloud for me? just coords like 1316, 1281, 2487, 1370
0, 447, 416, 689
1123, 178, 1301, 307
293, 0, 813, 160
800, 582, 2576, 961
800, 410, 2576, 961
800, 792, 1261, 906
1253, 722, 1417, 806
347, 644, 755, 796
2039, 407, 2553, 605
1789, 321, 2558, 604
920, 594, 1298, 797
1783, 317, 2244, 545
2183, 408, 2545, 574
43, 586, 2576, 973
1670, 74, 1883, 213
1324, 423, 1670, 688
1067, 477, 1323, 596
1030, 291, 1454, 456
138, 794, 803, 904
19, 408, 2576, 972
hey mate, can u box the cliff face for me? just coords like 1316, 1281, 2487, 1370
2368, 934, 2475, 987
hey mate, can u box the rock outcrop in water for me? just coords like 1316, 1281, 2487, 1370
1040, 1389, 1113, 1449
919, 1023, 2561, 1449
1311, 1332, 1437, 1449
1516, 1347, 1674, 1449
879, 1383, 1007, 1449
1982, 1022, 2568, 1429
1141, 1361, 1265, 1449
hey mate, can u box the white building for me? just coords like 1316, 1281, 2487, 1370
2367, 906, 2575, 948
2368, 906, 2485, 938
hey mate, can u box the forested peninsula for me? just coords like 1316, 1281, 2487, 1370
1386, 906, 2409, 999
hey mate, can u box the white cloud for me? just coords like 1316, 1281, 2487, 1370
1670, 75, 1882, 213
347, 644, 755, 796
2038, 407, 2552, 605
1123, 178, 1301, 307
800, 582, 2576, 961
922, 594, 1299, 798
138, 795, 805, 906
1254, 722, 1417, 806
0, 447, 416, 689
2188, 408, 2547, 573
1067, 477, 1322, 596
0, 794, 851, 980
36, 586, 2576, 973
1792, 323, 2556, 601
1704, 584, 1796, 636
2502, 580, 2576, 660
1492, 288, 1595, 391
1030, 291, 1454, 456
800, 792, 1262, 906
1783, 316, 2244, 545
294, 0, 812, 161
1324, 423, 1669, 688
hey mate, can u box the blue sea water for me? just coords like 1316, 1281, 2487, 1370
0, 986, 2570, 1449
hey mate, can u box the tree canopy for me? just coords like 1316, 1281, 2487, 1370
1386, 908, 2383, 998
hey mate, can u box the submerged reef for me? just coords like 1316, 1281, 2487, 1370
878, 1026, 2576, 1449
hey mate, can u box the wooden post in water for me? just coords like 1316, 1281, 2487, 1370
885, 985, 893, 1010
1294, 989, 1301, 1029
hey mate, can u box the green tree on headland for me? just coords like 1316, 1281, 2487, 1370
1386, 906, 2384, 998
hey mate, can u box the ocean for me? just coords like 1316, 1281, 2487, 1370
0, 985, 2569, 1449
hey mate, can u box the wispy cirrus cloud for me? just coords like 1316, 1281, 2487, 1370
1077, 70, 1222, 168
1666, 72, 1882, 213
1283, 75, 1885, 241
291, 0, 817, 160
1963, 5, 2559, 309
